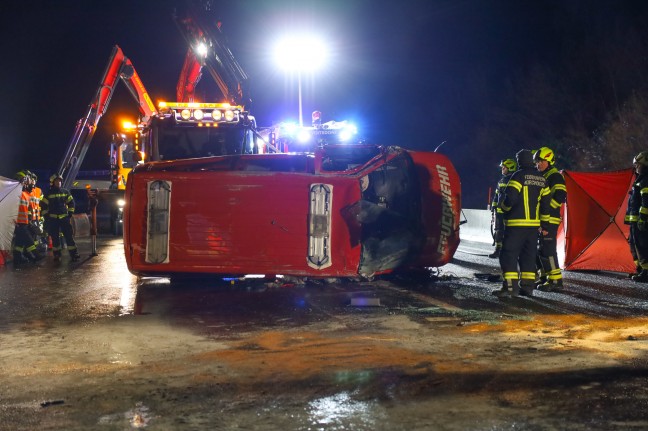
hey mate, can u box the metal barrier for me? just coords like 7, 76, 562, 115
459, 209, 492, 243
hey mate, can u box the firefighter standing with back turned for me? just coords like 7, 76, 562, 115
625, 151, 648, 282
40, 174, 81, 261
493, 149, 551, 298
489, 158, 517, 258
533, 147, 567, 291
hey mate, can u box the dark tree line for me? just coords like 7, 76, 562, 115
477, 1, 648, 172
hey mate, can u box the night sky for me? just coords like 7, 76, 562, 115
2, 0, 647, 208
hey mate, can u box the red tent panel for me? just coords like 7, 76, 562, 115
558, 169, 635, 273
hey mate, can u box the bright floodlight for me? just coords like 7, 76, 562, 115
195, 42, 208, 58
282, 122, 299, 135
297, 129, 311, 143
275, 36, 328, 71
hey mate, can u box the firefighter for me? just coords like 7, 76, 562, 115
625, 151, 648, 282
26, 171, 47, 253
40, 174, 81, 261
533, 147, 567, 291
12, 171, 44, 266
492, 149, 551, 298
489, 158, 517, 258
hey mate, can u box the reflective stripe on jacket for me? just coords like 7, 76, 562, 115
500, 167, 551, 228
542, 167, 567, 225
626, 173, 648, 223
41, 187, 75, 219
29, 186, 42, 222
17, 191, 30, 224
491, 173, 512, 215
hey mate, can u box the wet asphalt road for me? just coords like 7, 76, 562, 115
0, 236, 647, 430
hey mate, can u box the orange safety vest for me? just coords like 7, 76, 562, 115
17, 190, 30, 224
30, 186, 42, 222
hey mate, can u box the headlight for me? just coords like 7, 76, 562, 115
193, 109, 204, 120
181, 109, 191, 120
224, 110, 235, 122
117, 199, 125, 207
212, 110, 222, 120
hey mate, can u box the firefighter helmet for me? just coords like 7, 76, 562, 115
14, 170, 27, 181
499, 159, 517, 172
49, 173, 64, 184
533, 147, 555, 164
633, 151, 648, 167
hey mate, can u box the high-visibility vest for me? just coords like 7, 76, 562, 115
30, 186, 42, 222
17, 191, 30, 225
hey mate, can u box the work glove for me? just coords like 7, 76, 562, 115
638, 219, 647, 232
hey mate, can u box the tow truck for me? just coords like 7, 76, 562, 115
56, 45, 157, 236
106, 0, 278, 187
60, 2, 277, 235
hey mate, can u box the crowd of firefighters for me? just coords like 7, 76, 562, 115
12, 171, 80, 266
489, 147, 648, 297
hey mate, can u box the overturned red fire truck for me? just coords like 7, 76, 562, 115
123, 143, 461, 279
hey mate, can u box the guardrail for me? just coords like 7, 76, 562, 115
459, 209, 493, 243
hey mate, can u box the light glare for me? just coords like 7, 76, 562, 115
195, 42, 208, 58
297, 129, 311, 143
275, 36, 328, 71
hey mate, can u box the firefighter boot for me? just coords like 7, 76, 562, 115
488, 247, 501, 259
628, 266, 642, 279
535, 269, 547, 287
631, 270, 648, 283
53, 251, 62, 262
537, 279, 564, 292
518, 281, 535, 297
26, 250, 45, 263
69, 250, 81, 261
12, 251, 28, 267
492, 280, 514, 298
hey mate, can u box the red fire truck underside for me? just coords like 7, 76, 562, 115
123, 145, 461, 279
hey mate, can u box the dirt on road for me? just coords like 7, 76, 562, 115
1, 239, 647, 430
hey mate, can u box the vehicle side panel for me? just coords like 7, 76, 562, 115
124, 169, 363, 277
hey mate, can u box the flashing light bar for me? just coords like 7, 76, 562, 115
277, 120, 359, 144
